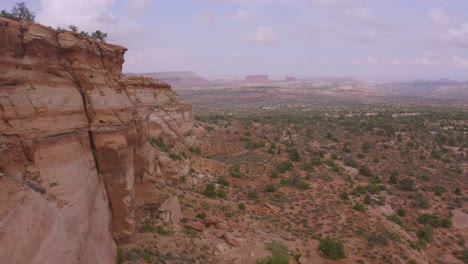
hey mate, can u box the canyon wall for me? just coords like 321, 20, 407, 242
0, 17, 193, 263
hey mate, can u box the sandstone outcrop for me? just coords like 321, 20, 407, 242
158, 195, 183, 225
0, 17, 193, 263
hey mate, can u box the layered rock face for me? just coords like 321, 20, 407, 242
0, 17, 193, 263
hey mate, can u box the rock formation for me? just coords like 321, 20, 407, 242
0, 17, 193, 263
244, 75, 270, 83
136, 71, 209, 89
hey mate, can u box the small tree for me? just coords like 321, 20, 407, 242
318, 237, 346, 259
91, 30, 108, 42
69, 25, 78, 32
12, 2, 35, 21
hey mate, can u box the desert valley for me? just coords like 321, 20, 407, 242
0, 2, 467, 264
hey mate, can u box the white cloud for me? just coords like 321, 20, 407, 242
248, 26, 279, 44
434, 23, 468, 48
343, 7, 399, 31
234, 9, 253, 20
452, 56, 468, 67
196, 11, 217, 25
426, 8, 449, 26
126, 0, 152, 19
310, 0, 362, 9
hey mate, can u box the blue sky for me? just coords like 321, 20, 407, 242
2, 0, 468, 80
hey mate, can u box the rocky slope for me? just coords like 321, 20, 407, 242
0, 17, 193, 264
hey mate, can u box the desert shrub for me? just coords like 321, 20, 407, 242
367, 231, 389, 247
148, 136, 170, 152
454, 187, 462, 195
217, 188, 227, 198
432, 185, 446, 196
189, 146, 202, 154
359, 165, 373, 177
361, 142, 372, 153
343, 157, 359, 168
363, 194, 372, 205
255, 254, 289, 264
203, 183, 216, 198
439, 218, 452, 228
238, 203, 246, 210
389, 174, 398, 184
399, 178, 416, 192
169, 152, 183, 160
245, 141, 265, 150
310, 155, 322, 166
397, 208, 406, 217
410, 192, 430, 209
417, 225, 433, 243
229, 164, 243, 178
248, 188, 259, 199
353, 202, 365, 212
217, 176, 230, 186
351, 185, 367, 195
117, 247, 126, 264
277, 160, 294, 173
140, 222, 154, 232
418, 213, 439, 226
297, 180, 310, 190
409, 239, 426, 250
196, 212, 206, 220
340, 191, 349, 200
388, 214, 403, 226
287, 148, 300, 162
318, 237, 346, 259
256, 241, 290, 264
270, 169, 279, 179
264, 183, 278, 193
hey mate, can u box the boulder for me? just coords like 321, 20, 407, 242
223, 232, 241, 247
158, 196, 183, 225
186, 221, 206, 232
205, 216, 225, 225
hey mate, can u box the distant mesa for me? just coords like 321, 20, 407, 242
285, 77, 297, 82
136, 71, 208, 87
244, 75, 270, 83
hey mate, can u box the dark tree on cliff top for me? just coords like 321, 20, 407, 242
91, 30, 108, 42
1, 2, 35, 22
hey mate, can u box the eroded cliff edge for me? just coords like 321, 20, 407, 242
0, 17, 193, 263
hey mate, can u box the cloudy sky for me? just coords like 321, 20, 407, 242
2, 0, 468, 80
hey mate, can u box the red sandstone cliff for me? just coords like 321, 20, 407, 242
0, 17, 193, 263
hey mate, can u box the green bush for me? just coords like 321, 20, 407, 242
196, 212, 206, 220
340, 191, 349, 200
217, 176, 230, 186
229, 164, 243, 178
270, 169, 279, 179
388, 214, 403, 226
217, 188, 227, 198
238, 203, 246, 210
203, 183, 216, 198
256, 241, 290, 264
439, 218, 452, 228
359, 165, 373, 177
417, 225, 433, 243
148, 136, 170, 152
117, 247, 126, 264
248, 188, 259, 199
264, 183, 278, 193
397, 208, 406, 217
169, 152, 183, 160
318, 237, 346, 259
353, 202, 365, 212
399, 178, 416, 192
277, 160, 294, 173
